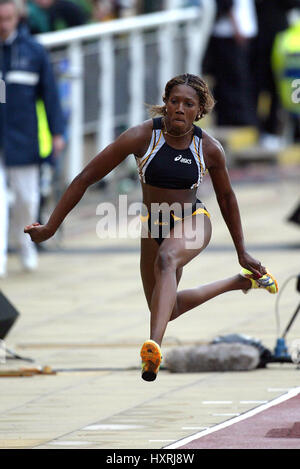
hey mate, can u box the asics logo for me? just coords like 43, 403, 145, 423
174, 155, 192, 164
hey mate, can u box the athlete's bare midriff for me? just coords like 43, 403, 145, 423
141, 182, 199, 215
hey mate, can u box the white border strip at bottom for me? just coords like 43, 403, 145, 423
164, 386, 300, 449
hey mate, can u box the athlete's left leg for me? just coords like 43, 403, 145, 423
140, 226, 183, 381
170, 274, 249, 321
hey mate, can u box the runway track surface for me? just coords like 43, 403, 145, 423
165, 387, 300, 449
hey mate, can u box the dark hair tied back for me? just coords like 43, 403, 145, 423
148, 73, 215, 121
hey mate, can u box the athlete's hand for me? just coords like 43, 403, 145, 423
238, 251, 267, 279
24, 223, 54, 244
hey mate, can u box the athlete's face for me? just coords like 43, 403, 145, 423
164, 84, 201, 133
0, 3, 18, 41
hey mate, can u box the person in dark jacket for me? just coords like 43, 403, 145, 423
206, 0, 258, 127
0, 0, 65, 276
27, 0, 87, 34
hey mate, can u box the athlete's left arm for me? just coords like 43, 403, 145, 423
203, 135, 266, 278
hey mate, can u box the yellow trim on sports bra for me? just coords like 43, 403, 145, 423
139, 130, 163, 171
193, 135, 204, 176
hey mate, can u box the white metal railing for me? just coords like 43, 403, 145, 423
37, 3, 216, 183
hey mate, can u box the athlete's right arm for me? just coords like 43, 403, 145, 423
24, 121, 152, 243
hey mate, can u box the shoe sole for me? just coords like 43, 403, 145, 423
140, 340, 161, 382
265, 270, 279, 294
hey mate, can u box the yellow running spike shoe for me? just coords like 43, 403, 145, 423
240, 268, 279, 294
140, 340, 162, 382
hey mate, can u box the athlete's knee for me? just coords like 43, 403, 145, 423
154, 247, 178, 275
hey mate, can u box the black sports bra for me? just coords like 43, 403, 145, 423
135, 117, 206, 190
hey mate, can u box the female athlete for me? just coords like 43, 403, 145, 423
25, 74, 278, 382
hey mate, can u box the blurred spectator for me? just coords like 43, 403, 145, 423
271, 18, 300, 123
254, 0, 300, 149
91, 0, 120, 21
90, 1, 139, 22
204, 0, 258, 127
270, 13, 300, 228
136, 0, 163, 14
0, 0, 65, 276
70, 0, 92, 19
118, 0, 137, 17
27, 0, 87, 34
